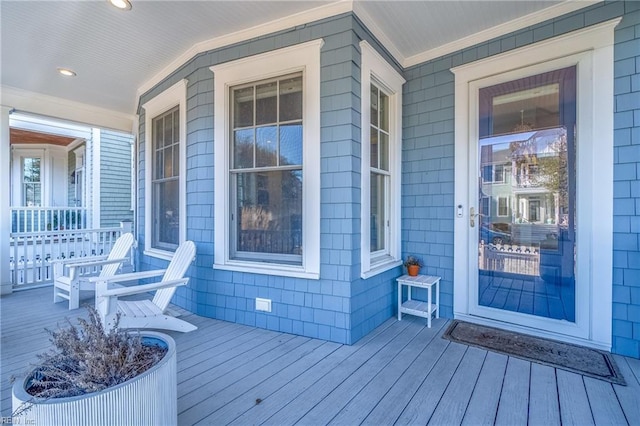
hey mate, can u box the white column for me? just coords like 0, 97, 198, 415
1, 106, 13, 294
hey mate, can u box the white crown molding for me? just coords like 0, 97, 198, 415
403, 1, 599, 68
1, 86, 134, 133
135, 0, 597, 104
136, 0, 353, 100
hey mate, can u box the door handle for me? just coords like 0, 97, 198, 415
470, 207, 476, 228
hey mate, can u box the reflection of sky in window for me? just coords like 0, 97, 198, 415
234, 129, 254, 168
280, 124, 302, 165
257, 126, 278, 167
481, 127, 565, 157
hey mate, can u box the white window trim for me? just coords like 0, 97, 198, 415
211, 40, 323, 279
452, 19, 619, 350
360, 41, 405, 279
142, 79, 187, 261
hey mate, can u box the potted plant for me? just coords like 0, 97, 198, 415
11, 307, 177, 425
404, 255, 423, 276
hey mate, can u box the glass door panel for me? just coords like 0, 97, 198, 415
477, 67, 576, 323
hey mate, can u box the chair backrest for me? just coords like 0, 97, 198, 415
99, 233, 135, 278
152, 240, 196, 311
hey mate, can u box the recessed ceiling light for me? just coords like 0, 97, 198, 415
57, 68, 77, 77
109, 0, 132, 10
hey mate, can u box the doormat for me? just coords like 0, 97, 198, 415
443, 320, 625, 385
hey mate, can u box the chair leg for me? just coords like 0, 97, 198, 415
68, 281, 80, 310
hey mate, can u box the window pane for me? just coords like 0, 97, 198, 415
233, 129, 254, 169
155, 150, 164, 179
370, 84, 378, 127
163, 113, 173, 146
256, 82, 277, 125
236, 170, 303, 256
23, 158, 40, 183
370, 172, 386, 252
164, 147, 173, 177
279, 124, 302, 165
280, 76, 302, 122
380, 132, 389, 171
379, 91, 389, 132
370, 127, 378, 168
154, 117, 163, 147
173, 145, 179, 176
256, 126, 278, 167
154, 179, 179, 248
173, 109, 180, 143
233, 86, 254, 128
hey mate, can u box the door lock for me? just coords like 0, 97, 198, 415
470, 207, 476, 228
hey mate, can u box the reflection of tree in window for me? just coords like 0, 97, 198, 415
230, 73, 303, 260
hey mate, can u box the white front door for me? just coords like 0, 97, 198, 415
451, 21, 618, 350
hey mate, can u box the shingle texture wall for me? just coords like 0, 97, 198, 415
136, 2, 640, 355
100, 130, 134, 227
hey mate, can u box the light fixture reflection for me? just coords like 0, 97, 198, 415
109, 0, 132, 10
57, 68, 77, 77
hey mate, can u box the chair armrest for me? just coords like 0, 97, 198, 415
88, 269, 166, 284
98, 278, 189, 298
50, 255, 108, 265
66, 258, 128, 269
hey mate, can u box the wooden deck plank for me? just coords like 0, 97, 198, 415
263, 318, 416, 425
196, 341, 341, 424
612, 355, 640, 426
361, 328, 451, 426
495, 356, 530, 426
557, 369, 595, 425
2, 286, 639, 425
179, 336, 319, 424
328, 321, 446, 426
583, 377, 628, 425
228, 320, 397, 426
461, 350, 508, 426
394, 342, 468, 425
428, 345, 487, 425
528, 363, 561, 426
296, 318, 427, 425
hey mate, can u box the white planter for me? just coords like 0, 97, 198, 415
12, 331, 176, 426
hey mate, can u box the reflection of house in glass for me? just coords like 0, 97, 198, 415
480, 128, 567, 248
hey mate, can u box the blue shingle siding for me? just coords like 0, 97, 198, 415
100, 130, 134, 227
135, 3, 640, 355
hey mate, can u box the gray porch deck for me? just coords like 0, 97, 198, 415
2, 286, 639, 425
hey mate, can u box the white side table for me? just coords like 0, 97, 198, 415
396, 274, 440, 328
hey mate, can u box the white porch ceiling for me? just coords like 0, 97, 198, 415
1, 0, 591, 130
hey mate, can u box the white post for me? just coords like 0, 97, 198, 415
1, 106, 13, 294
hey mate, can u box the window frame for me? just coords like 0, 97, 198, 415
142, 79, 187, 260
497, 196, 509, 217
211, 40, 322, 279
360, 41, 405, 279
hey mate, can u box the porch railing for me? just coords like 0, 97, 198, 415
479, 241, 540, 276
9, 221, 133, 288
11, 207, 88, 233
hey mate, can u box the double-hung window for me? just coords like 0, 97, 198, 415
230, 74, 303, 263
212, 40, 322, 279
360, 41, 405, 278
142, 80, 187, 259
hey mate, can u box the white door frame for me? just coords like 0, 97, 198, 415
451, 19, 619, 351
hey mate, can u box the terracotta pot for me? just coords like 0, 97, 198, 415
407, 265, 420, 276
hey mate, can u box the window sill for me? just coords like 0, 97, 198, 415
144, 248, 174, 262
361, 259, 403, 279
214, 261, 320, 280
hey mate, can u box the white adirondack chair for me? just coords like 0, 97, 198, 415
52, 232, 134, 310
93, 240, 197, 333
